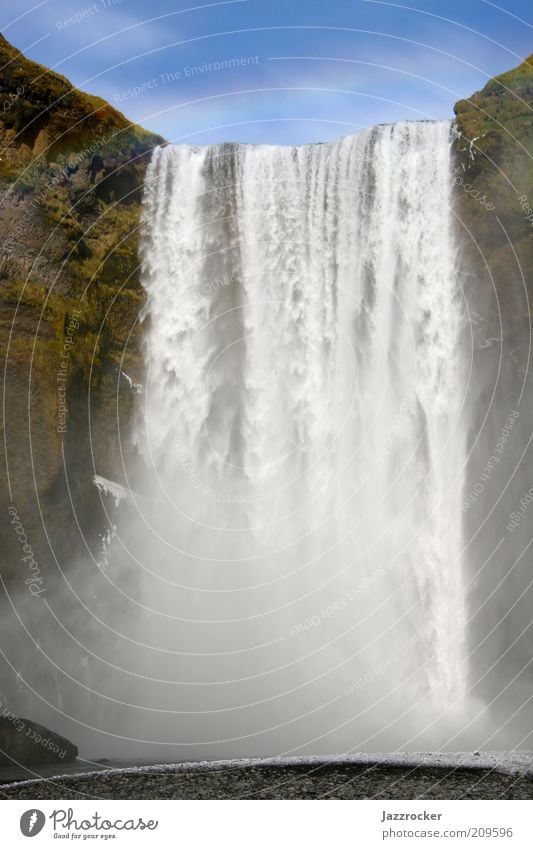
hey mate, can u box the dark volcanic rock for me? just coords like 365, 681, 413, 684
0, 716, 77, 766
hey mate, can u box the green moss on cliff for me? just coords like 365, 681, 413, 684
0, 33, 161, 174
454, 54, 533, 178
0, 33, 163, 582
453, 53, 533, 327
0, 31, 163, 375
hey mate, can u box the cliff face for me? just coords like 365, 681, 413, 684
453, 56, 533, 724
453, 54, 533, 338
0, 34, 164, 587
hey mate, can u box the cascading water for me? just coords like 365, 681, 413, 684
105, 119, 469, 758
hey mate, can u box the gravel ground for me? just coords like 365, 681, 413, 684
1, 761, 532, 800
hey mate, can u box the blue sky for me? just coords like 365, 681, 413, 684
1, 0, 531, 144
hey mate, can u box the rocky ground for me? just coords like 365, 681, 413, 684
1, 756, 532, 800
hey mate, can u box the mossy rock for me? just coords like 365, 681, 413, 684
0, 33, 164, 588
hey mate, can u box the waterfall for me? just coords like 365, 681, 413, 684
118, 120, 468, 756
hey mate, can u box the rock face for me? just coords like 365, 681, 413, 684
0, 716, 77, 765
0, 33, 165, 591
453, 53, 533, 340
453, 56, 533, 730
